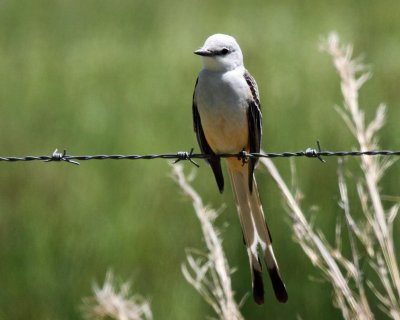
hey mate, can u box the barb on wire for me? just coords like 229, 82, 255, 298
173, 148, 199, 167
43, 149, 80, 165
2, 142, 400, 166
304, 141, 326, 163
237, 149, 249, 166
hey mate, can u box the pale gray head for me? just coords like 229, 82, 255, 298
194, 34, 244, 72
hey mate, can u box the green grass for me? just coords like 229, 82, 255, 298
1, 1, 400, 319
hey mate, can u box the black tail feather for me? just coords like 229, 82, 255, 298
252, 267, 264, 305
267, 265, 288, 303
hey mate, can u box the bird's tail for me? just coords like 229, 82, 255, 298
227, 164, 288, 304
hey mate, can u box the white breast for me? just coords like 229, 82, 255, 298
195, 67, 250, 154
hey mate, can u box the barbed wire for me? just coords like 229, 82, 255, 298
1, 142, 400, 167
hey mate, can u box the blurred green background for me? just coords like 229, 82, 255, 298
1, 0, 400, 319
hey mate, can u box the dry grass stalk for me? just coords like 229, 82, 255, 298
82, 271, 153, 320
171, 164, 244, 320
260, 156, 371, 319
323, 32, 400, 318
259, 32, 400, 319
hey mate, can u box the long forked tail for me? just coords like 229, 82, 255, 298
228, 165, 288, 304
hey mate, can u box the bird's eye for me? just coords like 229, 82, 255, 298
220, 48, 229, 55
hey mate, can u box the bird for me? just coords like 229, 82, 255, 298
192, 34, 288, 304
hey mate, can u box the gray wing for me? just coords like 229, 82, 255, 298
244, 70, 262, 193
244, 72, 289, 303
192, 77, 224, 193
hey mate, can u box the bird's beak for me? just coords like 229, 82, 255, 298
194, 48, 213, 56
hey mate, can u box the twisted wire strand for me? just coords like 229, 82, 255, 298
1, 146, 400, 166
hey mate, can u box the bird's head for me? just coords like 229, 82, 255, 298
194, 34, 244, 72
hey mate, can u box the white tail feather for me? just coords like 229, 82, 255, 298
228, 164, 288, 303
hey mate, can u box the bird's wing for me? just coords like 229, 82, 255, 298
192, 77, 224, 193
244, 70, 262, 192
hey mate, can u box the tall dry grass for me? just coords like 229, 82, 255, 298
81, 271, 153, 320
171, 164, 244, 320
81, 33, 400, 320
172, 33, 400, 319
261, 33, 400, 319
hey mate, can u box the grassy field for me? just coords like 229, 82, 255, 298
1, 1, 400, 319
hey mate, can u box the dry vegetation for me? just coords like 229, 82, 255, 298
82, 271, 153, 320
82, 33, 400, 320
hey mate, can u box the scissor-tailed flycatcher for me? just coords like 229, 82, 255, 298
192, 34, 288, 304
